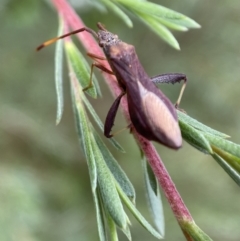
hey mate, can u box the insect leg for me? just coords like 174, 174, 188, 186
87, 52, 106, 61
151, 73, 186, 84
82, 63, 114, 91
151, 73, 187, 108
104, 92, 126, 138
82, 53, 114, 91
87, 52, 113, 74
110, 125, 131, 137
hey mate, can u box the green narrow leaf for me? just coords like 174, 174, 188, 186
81, 93, 125, 152
55, 16, 64, 125
157, 17, 188, 31
179, 119, 213, 154
211, 145, 240, 173
71, 92, 84, 151
146, 161, 158, 195
94, 188, 108, 241
91, 136, 128, 229
65, 41, 97, 98
93, 129, 135, 202
70, 68, 97, 190
101, 0, 133, 27
205, 134, 240, 161
75, 101, 97, 190
105, 209, 119, 241
162, 18, 201, 29
181, 220, 213, 241
81, 92, 103, 128
178, 111, 240, 185
121, 224, 132, 241
138, 13, 180, 50
71, 73, 107, 240
177, 111, 229, 138
115, 0, 200, 28
212, 154, 240, 186
116, 182, 162, 239
142, 159, 164, 237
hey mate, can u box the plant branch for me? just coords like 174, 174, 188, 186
52, 0, 193, 226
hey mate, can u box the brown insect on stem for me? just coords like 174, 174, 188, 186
37, 23, 188, 149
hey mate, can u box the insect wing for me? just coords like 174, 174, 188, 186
139, 82, 182, 149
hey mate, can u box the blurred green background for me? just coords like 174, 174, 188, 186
1, 0, 240, 240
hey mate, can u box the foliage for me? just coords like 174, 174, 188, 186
1, 1, 239, 240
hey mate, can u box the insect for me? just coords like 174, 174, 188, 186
37, 23, 187, 149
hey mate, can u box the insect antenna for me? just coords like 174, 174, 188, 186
36, 27, 98, 51
97, 22, 107, 31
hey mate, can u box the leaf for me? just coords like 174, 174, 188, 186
138, 13, 180, 49
71, 91, 84, 150
179, 119, 213, 154
75, 102, 97, 190
211, 145, 240, 173
55, 16, 64, 125
211, 144, 240, 174
121, 224, 132, 241
177, 111, 229, 138
115, 0, 200, 29
65, 41, 97, 98
212, 154, 240, 186
100, 0, 133, 27
81, 93, 125, 152
105, 209, 119, 241
205, 134, 240, 161
146, 161, 158, 195
93, 129, 135, 202
142, 158, 164, 237
162, 18, 200, 29
116, 182, 162, 239
71, 69, 128, 231
178, 111, 240, 186
94, 188, 108, 241
157, 17, 188, 31
91, 136, 128, 229
70, 68, 97, 190
69, 58, 126, 241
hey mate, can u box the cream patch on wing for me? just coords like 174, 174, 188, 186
137, 82, 181, 146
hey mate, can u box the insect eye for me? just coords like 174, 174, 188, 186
99, 42, 103, 47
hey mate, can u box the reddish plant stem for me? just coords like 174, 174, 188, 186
51, 0, 193, 223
